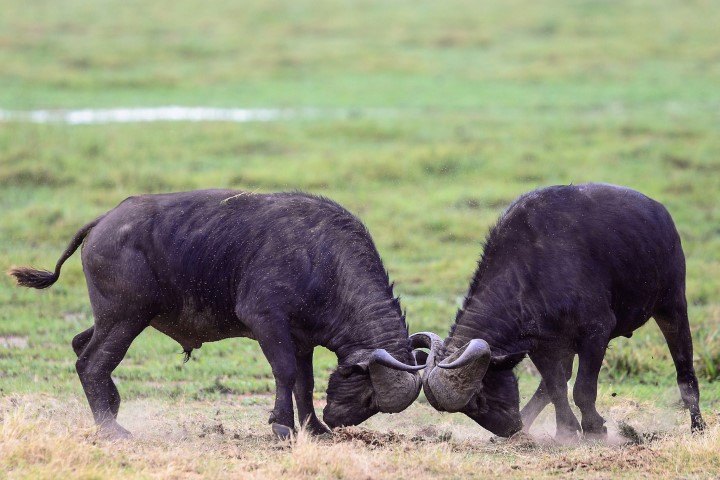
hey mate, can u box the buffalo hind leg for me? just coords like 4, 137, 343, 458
531, 353, 581, 441
293, 350, 330, 435
573, 333, 611, 439
72, 326, 120, 418
72, 326, 94, 356
655, 302, 705, 432
521, 354, 574, 432
76, 319, 147, 439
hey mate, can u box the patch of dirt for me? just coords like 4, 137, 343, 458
617, 421, 644, 444
200, 422, 225, 437
332, 426, 407, 447
616, 421, 664, 445
503, 430, 539, 450
332, 424, 459, 447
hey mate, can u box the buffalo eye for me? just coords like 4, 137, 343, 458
336, 364, 368, 378
360, 389, 374, 409
489, 351, 527, 370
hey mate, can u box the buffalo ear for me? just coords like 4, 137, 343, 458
336, 363, 369, 378
489, 351, 527, 370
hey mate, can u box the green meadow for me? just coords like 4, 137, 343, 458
1, 0, 719, 478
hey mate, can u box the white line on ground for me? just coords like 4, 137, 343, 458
0, 107, 371, 125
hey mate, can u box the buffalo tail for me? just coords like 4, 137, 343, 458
7, 214, 105, 289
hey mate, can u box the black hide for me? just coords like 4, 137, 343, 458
10, 190, 420, 438
432, 183, 705, 439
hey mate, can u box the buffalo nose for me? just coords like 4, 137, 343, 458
322, 410, 338, 429
504, 419, 523, 437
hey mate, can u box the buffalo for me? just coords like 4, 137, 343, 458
9, 190, 426, 439
418, 183, 706, 439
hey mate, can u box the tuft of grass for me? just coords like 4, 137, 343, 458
617, 421, 644, 445
0, 166, 72, 188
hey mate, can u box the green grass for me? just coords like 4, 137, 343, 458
2, 0, 720, 109
1, 0, 719, 419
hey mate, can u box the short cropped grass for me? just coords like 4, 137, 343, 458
1, 0, 719, 478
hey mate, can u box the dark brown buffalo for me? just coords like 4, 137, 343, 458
417, 184, 705, 439
10, 190, 426, 439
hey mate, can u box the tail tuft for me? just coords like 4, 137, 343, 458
7, 266, 58, 289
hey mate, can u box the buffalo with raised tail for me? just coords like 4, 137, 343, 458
414, 184, 706, 440
9, 190, 427, 439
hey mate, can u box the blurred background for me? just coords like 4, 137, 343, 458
1, 0, 718, 405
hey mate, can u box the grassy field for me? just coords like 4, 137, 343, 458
1, 0, 719, 478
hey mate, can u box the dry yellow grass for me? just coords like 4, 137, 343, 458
1, 394, 719, 479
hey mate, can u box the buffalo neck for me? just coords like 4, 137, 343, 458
447, 270, 530, 356
322, 295, 412, 366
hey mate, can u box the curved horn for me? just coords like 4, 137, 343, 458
437, 339, 491, 369
409, 331, 443, 350
422, 339, 492, 413
368, 349, 424, 372
413, 349, 429, 365
409, 331, 443, 368
367, 349, 423, 413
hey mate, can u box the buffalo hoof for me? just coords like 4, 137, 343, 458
98, 422, 133, 441
305, 418, 332, 436
691, 415, 706, 434
582, 426, 607, 442
271, 423, 294, 440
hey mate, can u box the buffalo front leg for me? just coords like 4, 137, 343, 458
245, 313, 298, 439
294, 350, 331, 435
76, 321, 147, 439
655, 305, 705, 433
531, 353, 581, 442
521, 354, 574, 432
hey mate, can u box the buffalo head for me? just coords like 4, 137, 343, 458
411, 332, 526, 437
323, 344, 428, 429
